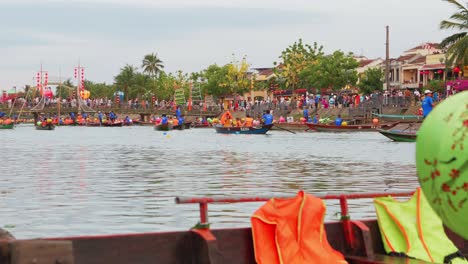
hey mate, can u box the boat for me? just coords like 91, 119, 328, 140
0, 123, 14, 129
132, 120, 155, 126
172, 124, 185, 130
36, 124, 55, 130
305, 122, 398, 132
273, 122, 308, 132
377, 129, 417, 142
214, 124, 274, 134
102, 121, 123, 127
377, 123, 420, 142
0, 191, 465, 264
183, 122, 192, 129
192, 123, 211, 128
154, 123, 171, 131
372, 113, 423, 122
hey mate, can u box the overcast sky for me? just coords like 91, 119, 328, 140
0, 0, 457, 89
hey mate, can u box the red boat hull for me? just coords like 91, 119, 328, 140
306, 122, 398, 132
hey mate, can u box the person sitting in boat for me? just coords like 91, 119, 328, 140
70, 112, 76, 123
109, 111, 117, 123
4, 118, 12, 125
172, 116, 179, 126
220, 111, 233, 126
279, 116, 285, 123
262, 110, 274, 125
243, 115, 254, 127
178, 115, 184, 125
161, 114, 168, 125
59, 118, 64, 125
124, 116, 132, 124
313, 114, 320, 124
334, 114, 343, 126
201, 117, 208, 125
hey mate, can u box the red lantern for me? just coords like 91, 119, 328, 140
453, 67, 460, 74
437, 69, 443, 74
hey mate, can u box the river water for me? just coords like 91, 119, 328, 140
1, 125, 418, 239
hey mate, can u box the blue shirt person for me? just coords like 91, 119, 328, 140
161, 114, 168, 125
313, 114, 319, 124
70, 112, 76, 122
178, 116, 184, 125
422, 90, 434, 118
175, 106, 181, 118
335, 115, 343, 126
303, 108, 309, 119
263, 110, 274, 125
98, 111, 103, 124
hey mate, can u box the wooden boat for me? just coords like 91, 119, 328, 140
272, 122, 308, 131
0, 192, 465, 264
102, 121, 123, 127
377, 123, 419, 142
373, 113, 423, 122
172, 124, 185, 130
154, 123, 171, 131
0, 123, 14, 129
305, 122, 397, 132
132, 120, 154, 126
377, 129, 417, 142
214, 124, 274, 134
183, 122, 192, 129
36, 125, 55, 130
192, 123, 211, 128
85, 122, 102, 127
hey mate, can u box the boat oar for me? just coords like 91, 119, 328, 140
274, 125, 296, 134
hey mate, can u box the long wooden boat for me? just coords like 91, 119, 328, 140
373, 113, 423, 122
377, 129, 417, 142
132, 120, 155, 126
214, 124, 274, 134
102, 121, 123, 127
0, 192, 465, 264
36, 125, 55, 130
305, 122, 398, 132
172, 124, 185, 130
0, 123, 14, 129
154, 123, 171, 131
192, 123, 211, 128
272, 122, 308, 131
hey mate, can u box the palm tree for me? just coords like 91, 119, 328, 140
114, 64, 137, 101
142, 53, 164, 79
439, 0, 468, 68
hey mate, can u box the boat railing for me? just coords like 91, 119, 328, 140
176, 191, 414, 249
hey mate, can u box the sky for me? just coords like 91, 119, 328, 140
0, 0, 457, 89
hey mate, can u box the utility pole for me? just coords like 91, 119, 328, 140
385, 26, 390, 91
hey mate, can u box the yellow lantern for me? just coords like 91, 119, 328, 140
80, 90, 91, 99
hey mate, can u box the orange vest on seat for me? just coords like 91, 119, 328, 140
251, 191, 347, 264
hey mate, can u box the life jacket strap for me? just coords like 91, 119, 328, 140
444, 250, 466, 264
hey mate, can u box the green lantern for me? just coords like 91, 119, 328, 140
416, 91, 468, 239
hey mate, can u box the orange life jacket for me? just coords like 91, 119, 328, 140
172, 118, 179, 125
244, 117, 253, 127
220, 111, 233, 125
251, 191, 347, 264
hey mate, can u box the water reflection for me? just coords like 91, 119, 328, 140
0, 126, 418, 238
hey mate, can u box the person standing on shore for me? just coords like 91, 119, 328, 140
422, 90, 435, 118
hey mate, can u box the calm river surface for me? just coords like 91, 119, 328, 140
1, 125, 418, 239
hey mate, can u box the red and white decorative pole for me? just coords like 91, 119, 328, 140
74, 63, 85, 99
36, 64, 48, 97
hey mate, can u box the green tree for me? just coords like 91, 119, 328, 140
84, 81, 115, 99
200, 64, 230, 97
56, 79, 74, 99
142, 53, 164, 79
226, 55, 251, 95
301, 51, 359, 91
439, 0, 468, 67
358, 68, 384, 94
274, 39, 324, 89
114, 64, 137, 101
